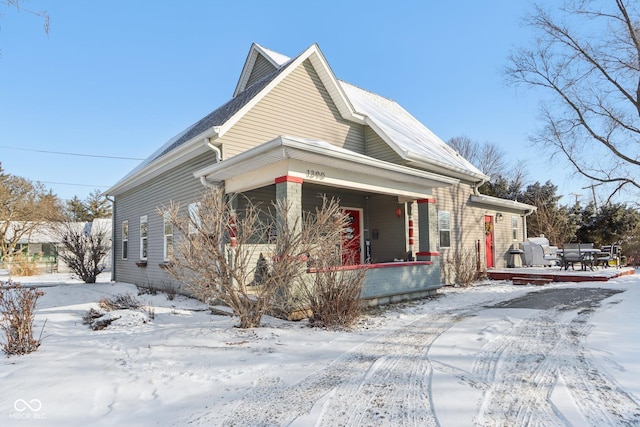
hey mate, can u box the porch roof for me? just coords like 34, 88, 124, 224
193, 136, 459, 197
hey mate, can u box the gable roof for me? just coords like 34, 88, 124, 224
107, 43, 487, 196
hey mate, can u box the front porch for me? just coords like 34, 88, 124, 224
487, 266, 636, 285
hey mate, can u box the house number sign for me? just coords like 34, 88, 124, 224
306, 169, 326, 180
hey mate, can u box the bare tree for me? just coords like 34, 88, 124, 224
506, 0, 640, 200
51, 221, 111, 283
0, 165, 64, 262
447, 136, 507, 180
0, 0, 49, 34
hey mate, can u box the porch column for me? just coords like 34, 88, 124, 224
416, 198, 439, 261
275, 175, 303, 237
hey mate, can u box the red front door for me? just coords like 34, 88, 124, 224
342, 209, 361, 265
485, 215, 494, 268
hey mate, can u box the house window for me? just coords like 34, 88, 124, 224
188, 203, 200, 235
512, 216, 519, 241
163, 213, 173, 261
122, 221, 128, 260
140, 215, 148, 260
438, 211, 451, 248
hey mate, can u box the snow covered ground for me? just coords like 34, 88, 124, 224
1, 270, 639, 426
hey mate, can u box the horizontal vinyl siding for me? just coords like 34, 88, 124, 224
432, 184, 527, 277
365, 127, 404, 164
221, 59, 365, 157
113, 152, 216, 291
246, 54, 278, 89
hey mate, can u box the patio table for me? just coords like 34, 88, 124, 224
559, 246, 601, 271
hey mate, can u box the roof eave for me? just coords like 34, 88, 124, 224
469, 194, 537, 213
106, 136, 215, 196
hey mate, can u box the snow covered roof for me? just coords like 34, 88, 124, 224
339, 82, 486, 181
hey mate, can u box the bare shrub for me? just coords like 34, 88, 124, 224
98, 294, 141, 311
302, 263, 366, 328
162, 187, 352, 328
0, 281, 45, 356
165, 286, 176, 301
7, 254, 40, 276
82, 308, 103, 325
445, 247, 479, 287
83, 294, 144, 330
289, 198, 366, 328
50, 220, 110, 283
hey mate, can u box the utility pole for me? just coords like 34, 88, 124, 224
581, 183, 603, 210
569, 192, 581, 205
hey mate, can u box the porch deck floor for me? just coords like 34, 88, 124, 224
487, 266, 636, 284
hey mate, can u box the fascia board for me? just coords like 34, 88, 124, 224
306, 45, 366, 123
469, 194, 537, 213
233, 44, 261, 97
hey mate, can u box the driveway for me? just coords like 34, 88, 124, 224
221, 286, 640, 426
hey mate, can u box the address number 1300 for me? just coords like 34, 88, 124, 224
306, 170, 326, 180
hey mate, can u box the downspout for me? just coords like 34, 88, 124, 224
472, 177, 488, 196
106, 195, 116, 282
522, 207, 535, 241
200, 137, 222, 188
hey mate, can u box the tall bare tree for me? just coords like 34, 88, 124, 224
447, 136, 507, 180
506, 0, 640, 200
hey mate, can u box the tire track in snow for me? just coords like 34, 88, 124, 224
218, 286, 640, 426
221, 309, 474, 427
475, 292, 640, 426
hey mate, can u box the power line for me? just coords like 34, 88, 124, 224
0, 145, 145, 161
39, 181, 110, 188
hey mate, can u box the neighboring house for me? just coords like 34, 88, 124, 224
106, 43, 535, 304
1, 219, 112, 274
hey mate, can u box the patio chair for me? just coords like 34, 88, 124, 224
596, 245, 620, 268
561, 243, 583, 270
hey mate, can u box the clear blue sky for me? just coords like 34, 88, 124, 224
0, 0, 596, 205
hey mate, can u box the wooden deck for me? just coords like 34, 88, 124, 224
487, 266, 636, 285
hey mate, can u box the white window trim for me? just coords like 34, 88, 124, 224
163, 213, 173, 262
511, 216, 519, 241
188, 202, 200, 235
140, 215, 148, 260
438, 211, 451, 249
121, 220, 129, 260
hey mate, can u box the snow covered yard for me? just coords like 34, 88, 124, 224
1, 271, 639, 426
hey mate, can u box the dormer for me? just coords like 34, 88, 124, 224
233, 43, 292, 97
